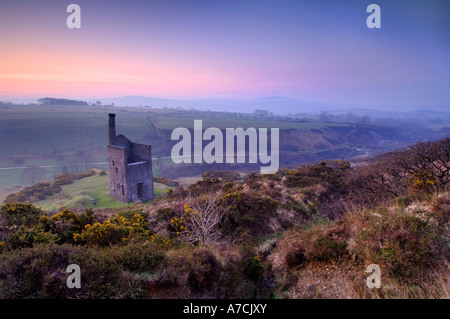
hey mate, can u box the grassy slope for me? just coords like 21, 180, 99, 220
32, 172, 169, 212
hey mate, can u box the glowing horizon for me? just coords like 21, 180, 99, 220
0, 0, 449, 108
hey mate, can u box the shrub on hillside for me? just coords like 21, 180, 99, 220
107, 242, 166, 273
4, 182, 62, 204
0, 244, 140, 298
349, 205, 448, 280
76, 169, 97, 179
53, 173, 76, 186
156, 207, 176, 220
219, 191, 280, 241
3, 225, 60, 250
0, 202, 44, 227
159, 246, 271, 297
73, 213, 151, 246
269, 192, 449, 295
54, 169, 97, 186
201, 170, 240, 181
271, 219, 349, 271
38, 208, 95, 244
244, 255, 266, 282
166, 248, 220, 293
309, 235, 348, 262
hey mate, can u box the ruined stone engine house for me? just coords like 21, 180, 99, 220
107, 113, 154, 203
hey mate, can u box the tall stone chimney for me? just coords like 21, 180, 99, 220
108, 113, 116, 144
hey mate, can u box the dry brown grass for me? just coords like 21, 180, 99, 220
268, 192, 450, 299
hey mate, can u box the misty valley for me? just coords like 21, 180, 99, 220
0, 102, 448, 198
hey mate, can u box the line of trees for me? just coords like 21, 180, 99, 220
37, 98, 88, 106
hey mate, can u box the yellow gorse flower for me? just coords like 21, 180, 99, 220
73, 213, 150, 246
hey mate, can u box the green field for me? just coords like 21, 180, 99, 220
31, 171, 169, 212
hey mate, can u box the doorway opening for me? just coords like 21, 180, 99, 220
137, 182, 144, 198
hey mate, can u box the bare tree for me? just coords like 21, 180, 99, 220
67, 162, 85, 174
20, 165, 46, 185
173, 188, 233, 246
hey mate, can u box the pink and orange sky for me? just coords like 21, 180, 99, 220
0, 0, 449, 109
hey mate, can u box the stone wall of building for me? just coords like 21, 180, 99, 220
132, 143, 152, 161
125, 161, 154, 202
107, 144, 129, 203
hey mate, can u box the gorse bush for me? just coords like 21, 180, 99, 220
0, 202, 153, 250
38, 208, 95, 244
157, 207, 176, 220
201, 170, 240, 181
76, 169, 97, 179
407, 170, 436, 194
74, 213, 151, 246
53, 173, 76, 186
150, 234, 178, 250
170, 215, 185, 234
0, 202, 43, 227
53, 169, 97, 187
280, 160, 350, 189
3, 225, 60, 250
0, 204, 97, 250
245, 255, 266, 282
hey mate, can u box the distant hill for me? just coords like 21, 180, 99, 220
96, 95, 353, 114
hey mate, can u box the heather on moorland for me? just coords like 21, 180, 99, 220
0, 138, 448, 299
